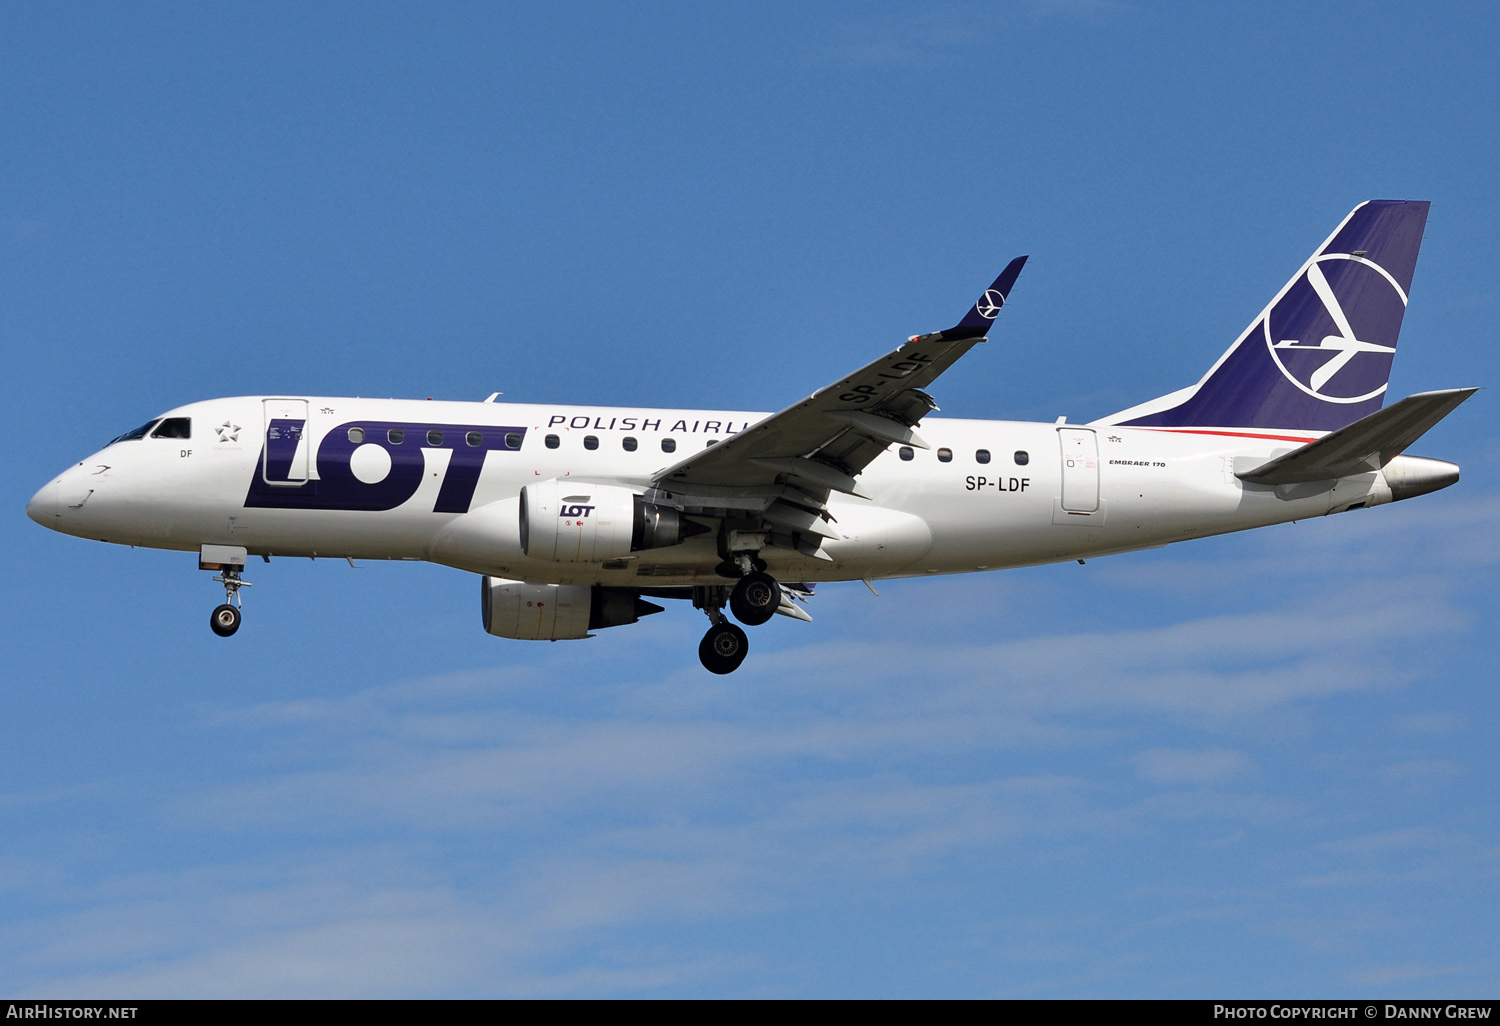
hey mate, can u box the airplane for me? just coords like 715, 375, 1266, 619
27, 200, 1475, 674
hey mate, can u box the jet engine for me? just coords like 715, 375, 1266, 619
519, 480, 702, 562
480, 577, 664, 640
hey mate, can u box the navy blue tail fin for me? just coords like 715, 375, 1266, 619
1099, 201, 1429, 432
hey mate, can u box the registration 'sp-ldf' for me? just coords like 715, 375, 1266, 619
28, 201, 1473, 673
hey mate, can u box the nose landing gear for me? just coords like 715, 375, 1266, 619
200, 544, 251, 638
209, 566, 251, 637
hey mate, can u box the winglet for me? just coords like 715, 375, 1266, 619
911, 256, 1029, 343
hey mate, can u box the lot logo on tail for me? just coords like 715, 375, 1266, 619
1265, 253, 1407, 405
975, 290, 1005, 319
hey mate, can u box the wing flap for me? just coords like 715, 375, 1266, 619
825, 411, 931, 449
762, 500, 840, 540
751, 456, 871, 499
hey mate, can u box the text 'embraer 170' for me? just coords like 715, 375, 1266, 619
28, 202, 1474, 673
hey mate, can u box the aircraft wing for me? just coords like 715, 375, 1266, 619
648, 258, 1026, 524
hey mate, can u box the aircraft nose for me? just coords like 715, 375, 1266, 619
27, 478, 60, 527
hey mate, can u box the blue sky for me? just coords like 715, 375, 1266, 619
3, 1, 1498, 997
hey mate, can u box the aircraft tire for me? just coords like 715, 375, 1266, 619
699, 622, 749, 674
210, 603, 241, 637
729, 571, 779, 627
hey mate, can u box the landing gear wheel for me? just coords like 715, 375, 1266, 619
699, 622, 749, 675
210, 603, 241, 637
730, 571, 779, 627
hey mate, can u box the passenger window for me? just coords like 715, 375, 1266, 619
388, 429, 404, 444
937, 448, 952, 463
662, 438, 676, 453
706, 439, 717, 447
151, 418, 192, 440
622, 436, 638, 451
466, 431, 483, 447
584, 435, 599, 450
898, 446, 914, 461
545, 434, 560, 449
976, 449, 991, 464
427, 430, 443, 446
1014, 450, 1030, 466
347, 427, 365, 444
504, 432, 522, 449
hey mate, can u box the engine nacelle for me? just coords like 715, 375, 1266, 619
480, 577, 664, 640
519, 480, 697, 563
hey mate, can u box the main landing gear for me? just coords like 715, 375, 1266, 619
694, 559, 784, 674
699, 618, 749, 675
729, 571, 779, 627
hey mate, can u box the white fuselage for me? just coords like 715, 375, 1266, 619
29, 394, 1419, 586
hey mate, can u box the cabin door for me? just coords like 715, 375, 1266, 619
1058, 427, 1099, 513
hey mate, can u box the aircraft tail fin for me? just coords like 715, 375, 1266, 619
1098, 201, 1430, 432
1235, 387, 1476, 485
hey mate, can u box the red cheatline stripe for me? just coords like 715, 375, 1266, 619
1135, 427, 1319, 443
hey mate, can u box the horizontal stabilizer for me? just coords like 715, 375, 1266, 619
1236, 387, 1477, 485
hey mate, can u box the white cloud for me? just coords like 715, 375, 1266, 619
1133, 747, 1255, 786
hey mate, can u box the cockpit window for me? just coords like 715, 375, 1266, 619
151, 418, 192, 439
109, 420, 158, 445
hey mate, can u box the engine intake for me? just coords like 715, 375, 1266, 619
519, 480, 703, 563
480, 578, 664, 640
